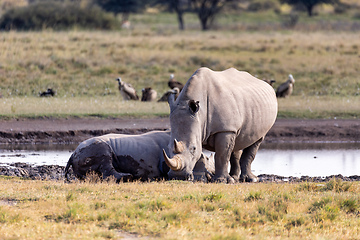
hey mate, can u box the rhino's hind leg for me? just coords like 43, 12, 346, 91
75, 140, 132, 183
100, 162, 133, 183
239, 137, 263, 183
229, 150, 242, 182
97, 149, 133, 183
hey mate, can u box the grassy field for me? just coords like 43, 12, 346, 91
0, 176, 359, 239
0, 30, 359, 119
1, 95, 359, 119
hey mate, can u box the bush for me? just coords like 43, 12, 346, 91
0, 1, 119, 31
247, 0, 280, 12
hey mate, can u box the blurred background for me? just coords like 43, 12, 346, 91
0, 0, 359, 118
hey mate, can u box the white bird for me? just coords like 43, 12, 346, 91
276, 74, 295, 98
116, 77, 139, 100
168, 74, 183, 91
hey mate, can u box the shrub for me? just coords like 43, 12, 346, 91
0, 1, 119, 31
244, 191, 263, 201
247, 0, 280, 12
323, 178, 353, 192
339, 198, 359, 214
334, 3, 350, 14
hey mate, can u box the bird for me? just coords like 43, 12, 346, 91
158, 87, 180, 102
116, 77, 139, 100
141, 87, 157, 102
168, 74, 183, 91
40, 88, 55, 97
262, 79, 276, 86
276, 74, 295, 98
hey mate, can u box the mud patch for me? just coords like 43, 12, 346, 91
0, 163, 74, 181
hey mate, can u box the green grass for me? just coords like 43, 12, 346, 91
0, 177, 359, 239
0, 96, 170, 119
1, 95, 359, 119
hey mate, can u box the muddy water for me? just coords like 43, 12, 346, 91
0, 142, 359, 177
253, 142, 360, 177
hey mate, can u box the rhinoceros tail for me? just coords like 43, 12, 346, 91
64, 154, 74, 181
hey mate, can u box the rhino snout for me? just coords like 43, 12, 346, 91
168, 170, 194, 181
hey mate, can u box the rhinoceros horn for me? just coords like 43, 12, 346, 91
174, 139, 185, 154
162, 149, 182, 171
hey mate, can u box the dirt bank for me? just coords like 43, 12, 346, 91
0, 118, 359, 144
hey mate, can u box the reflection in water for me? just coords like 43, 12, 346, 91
0, 150, 73, 167
253, 149, 360, 177
0, 142, 359, 177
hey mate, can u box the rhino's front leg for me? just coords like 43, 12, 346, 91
101, 165, 133, 183
212, 132, 236, 184
239, 137, 263, 182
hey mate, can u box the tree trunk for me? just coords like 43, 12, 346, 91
200, 16, 208, 30
175, 10, 184, 30
122, 12, 130, 22
306, 5, 313, 17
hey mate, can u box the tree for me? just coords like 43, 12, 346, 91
280, 0, 338, 17
152, 0, 191, 30
95, 0, 145, 21
190, 0, 232, 30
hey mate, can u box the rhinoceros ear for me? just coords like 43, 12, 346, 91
189, 100, 200, 114
168, 92, 176, 110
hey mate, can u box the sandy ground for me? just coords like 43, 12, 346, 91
0, 117, 359, 144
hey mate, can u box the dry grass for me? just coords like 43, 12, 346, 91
0, 30, 359, 119
0, 177, 359, 239
277, 96, 360, 119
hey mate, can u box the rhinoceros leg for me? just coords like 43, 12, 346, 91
74, 141, 132, 182
239, 137, 263, 182
229, 150, 242, 182
212, 132, 236, 183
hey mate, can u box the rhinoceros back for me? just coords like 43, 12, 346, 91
99, 131, 171, 177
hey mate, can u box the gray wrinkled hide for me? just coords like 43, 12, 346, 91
65, 131, 214, 182
166, 67, 278, 183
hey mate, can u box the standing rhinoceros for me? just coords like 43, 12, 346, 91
64, 131, 214, 182
163, 67, 278, 183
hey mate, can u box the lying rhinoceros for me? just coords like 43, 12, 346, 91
64, 131, 214, 182
163, 67, 278, 183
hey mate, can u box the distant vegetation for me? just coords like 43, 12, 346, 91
0, 1, 119, 30
0, 0, 359, 31
0, 0, 359, 119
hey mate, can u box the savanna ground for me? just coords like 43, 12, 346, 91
0, 8, 360, 239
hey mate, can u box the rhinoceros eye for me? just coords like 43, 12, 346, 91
190, 146, 196, 155
188, 100, 199, 114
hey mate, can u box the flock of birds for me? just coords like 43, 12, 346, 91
116, 73, 296, 102
38, 73, 295, 100
116, 74, 183, 102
